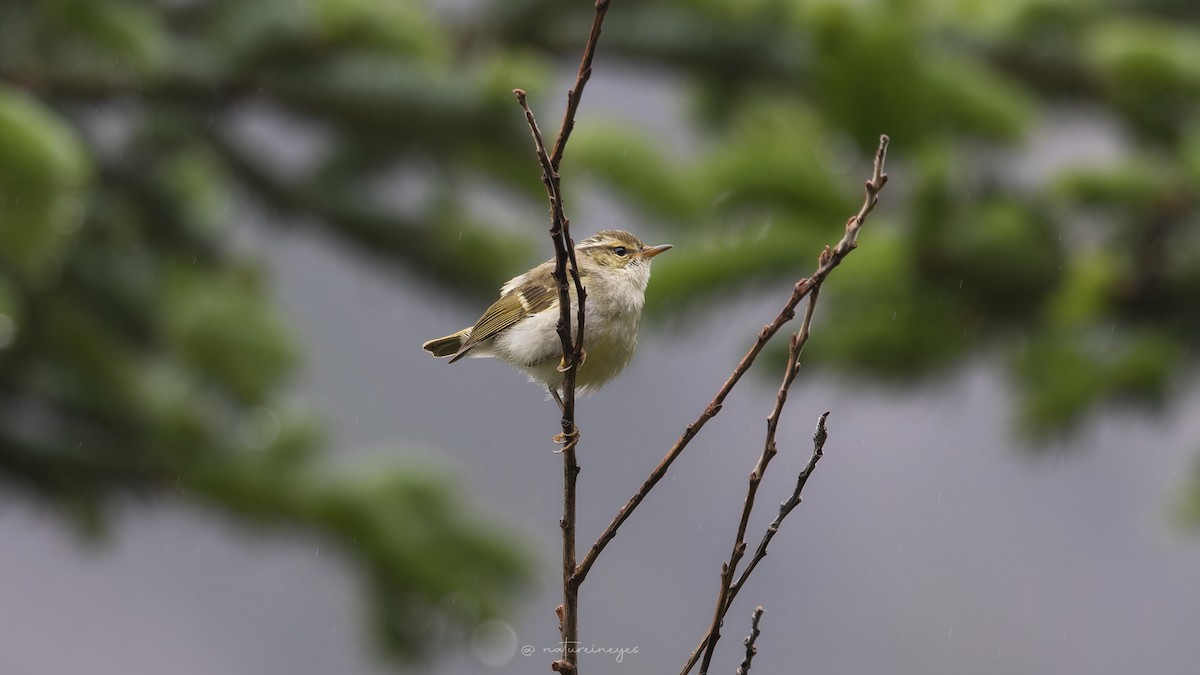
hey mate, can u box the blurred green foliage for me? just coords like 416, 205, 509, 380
3, 0, 1200, 664
0, 0, 532, 662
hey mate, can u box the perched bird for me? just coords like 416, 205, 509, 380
422, 229, 671, 397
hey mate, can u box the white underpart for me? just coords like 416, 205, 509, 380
469, 259, 652, 394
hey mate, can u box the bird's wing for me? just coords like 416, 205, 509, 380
451, 276, 558, 361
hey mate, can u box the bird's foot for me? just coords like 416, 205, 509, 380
556, 349, 587, 372
552, 428, 580, 453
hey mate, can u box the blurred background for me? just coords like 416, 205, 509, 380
2, 0, 1200, 673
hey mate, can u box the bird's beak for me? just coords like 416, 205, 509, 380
638, 244, 673, 260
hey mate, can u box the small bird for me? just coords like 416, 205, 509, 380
422, 229, 671, 398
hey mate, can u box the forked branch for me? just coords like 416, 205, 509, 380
685, 412, 831, 675
512, 3, 615, 674
577, 135, 890, 586
694, 285, 822, 675
515, 9, 888, 671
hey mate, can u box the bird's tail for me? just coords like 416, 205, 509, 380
422, 329, 471, 360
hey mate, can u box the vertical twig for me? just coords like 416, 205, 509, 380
514, 87, 583, 675
513, 4, 615, 673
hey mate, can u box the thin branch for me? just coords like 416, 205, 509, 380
577, 134, 889, 585
515, 86, 584, 675
736, 607, 765, 675
513, 4, 614, 673
684, 413, 831, 675
549, 0, 612, 172
736, 412, 829, 594
695, 288, 821, 675
513, 90, 578, 385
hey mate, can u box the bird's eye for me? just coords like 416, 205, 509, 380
612, 246, 628, 256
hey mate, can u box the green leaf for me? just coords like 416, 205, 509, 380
0, 87, 90, 283
34, 0, 169, 73
699, 101, 851, 219
315, 0, 448, 59
924, 55, 1034, 141
1014, 327, 1178, 436
0, 274, 20, 352
571, 124, 699, 221
184, 456, 530, 660
1086, 19, 1200, 93
810, 232, 977, 380
161, 264, 297, 404
648, 221, 832, 314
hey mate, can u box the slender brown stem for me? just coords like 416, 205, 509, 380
694, 287, 821, 675
549, 0, 612, 173
513, 90, 579, 414
683, 413, 830, 675
577, 135, 889, 587
515, 87, 583, 675
736, 412, 829, 593
678, 135, 890, 674
513, 4, 614, 673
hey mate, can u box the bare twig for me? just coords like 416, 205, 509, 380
736, 607, 765, 675
684, 413, 831, 675
577, 134, 890, 586
549, 0, 612, 173
513, 91, 580, 412
695, 288, 821, 675
515, 85, 584, 675
738, 412, 830, 593
513, 4, 615, 673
